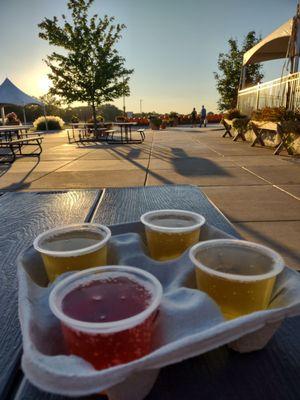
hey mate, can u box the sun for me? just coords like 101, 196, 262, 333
38, 75, 51, 93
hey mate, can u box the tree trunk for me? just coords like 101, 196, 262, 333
91, 103, 97, 132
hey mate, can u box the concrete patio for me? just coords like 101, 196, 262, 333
0, 125, 299, 269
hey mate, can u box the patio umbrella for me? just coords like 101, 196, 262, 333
0, 78, 46, 126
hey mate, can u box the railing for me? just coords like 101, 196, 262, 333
237, 72, 300, 115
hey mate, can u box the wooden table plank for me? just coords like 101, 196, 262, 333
0, 190, 100, 400
146, 317, 300, 400
93, 185, 238, 237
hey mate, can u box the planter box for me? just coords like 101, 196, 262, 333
224, 119, 300, 155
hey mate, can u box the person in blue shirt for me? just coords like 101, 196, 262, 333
199, 105, 207, 127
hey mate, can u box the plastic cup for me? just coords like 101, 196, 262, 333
189, 239, 284, 319
141, 209, 205, 261
34, 223, 111, 282
49, 265, 163, 370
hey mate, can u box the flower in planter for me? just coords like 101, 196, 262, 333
5, 112, 20, 125
149, 116, 162, 130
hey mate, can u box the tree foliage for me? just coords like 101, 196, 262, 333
214, 31, 264, 111
39, 93, 62, 115
98, 103, 122, 121
38, 0, 133, 121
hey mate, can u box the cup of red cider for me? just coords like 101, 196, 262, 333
49, 266, 163, 370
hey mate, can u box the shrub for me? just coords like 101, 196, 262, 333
88, 115, 104, 123
6, 112, 20, 125
223, 108, 247, 120
207, 114, 223, 123
161, 119, 169, 129
115, 115, 126, 122
33, 115, 65, 131
232, 117, 250, 130
251, 107, 300, 122
281, 120, 300, 135
71, 115, 79, 123
149, 116, 162, 129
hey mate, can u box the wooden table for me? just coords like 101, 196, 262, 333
1, 185, 300, 400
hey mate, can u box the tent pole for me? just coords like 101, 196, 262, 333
43, 104, 48, 131
23, 107, 27, 124
292, 1, 300, 73
239, 66, 246, 90
1, 106, 5, 125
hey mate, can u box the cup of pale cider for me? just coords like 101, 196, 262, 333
49, 265, 163, 370
189, 239, 284, 319
141, 209, 205, 261
34, 223, 111, 282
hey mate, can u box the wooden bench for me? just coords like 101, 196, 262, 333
249, 121, 293, 155
221, 119, 233, 138
0, 136, 44, 163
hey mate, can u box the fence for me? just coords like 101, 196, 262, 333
237, 72, 300, 115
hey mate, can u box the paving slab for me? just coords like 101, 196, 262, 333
26, 170, 147, 189
78, 150, 127, 160
0, 172, 46, 191
202, 185, 300, 222
60, 159, 149, 171
234, 221, 300, 269
206, 143, 273, 156
222, 155, 291, 167
81, 147, 151, 160
147, 167, 265, 186
245, 165, 300, 185
279, 185, 300, 199
153, 147, 220, 158
149, 157, 236, 170
3, 160, 68, 173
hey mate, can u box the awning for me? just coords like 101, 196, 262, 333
243, 19, 294, 66
0, 78, 43, 106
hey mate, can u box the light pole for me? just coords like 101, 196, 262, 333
140, 99, 143, 114
123, 76, 126, 117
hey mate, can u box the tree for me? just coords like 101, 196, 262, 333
98, 104, 122, 121
38, 0, 133, 125
214, 31, 264, 111
39, 93, 62, 115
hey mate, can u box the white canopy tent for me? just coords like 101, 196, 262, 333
243, 19, 294, 66
0, 78, 46, 125
240, 9, 300, 90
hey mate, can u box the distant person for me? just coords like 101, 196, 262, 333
199, 105, 207, 127
191, 107, 197, 127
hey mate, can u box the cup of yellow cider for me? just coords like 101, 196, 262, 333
189, 239, 285, 319
141, 209, 205, 261
34, 223, 111, 282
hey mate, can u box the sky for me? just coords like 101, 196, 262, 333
0, 0, 297, 113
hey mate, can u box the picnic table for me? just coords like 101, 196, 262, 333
69, 123, 113, 143
113, 122, 139, 143
1, 185, 300, 400
0, 125, 33, 141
